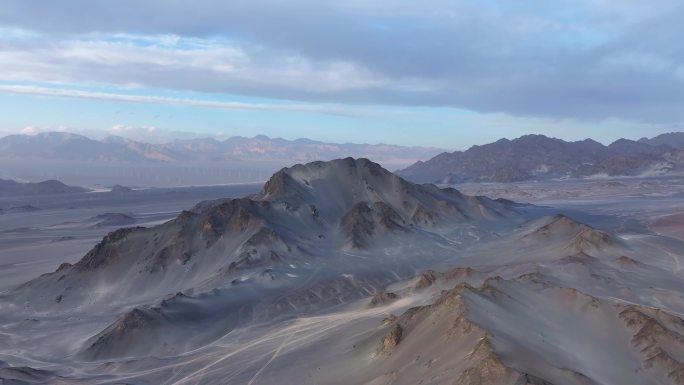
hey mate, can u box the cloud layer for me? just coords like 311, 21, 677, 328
0, 0, 683, 124
0, 85, 366, 117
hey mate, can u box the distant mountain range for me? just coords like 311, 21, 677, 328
638, 132, 684, 148
5, 131, 684, 187
0, 132, 444, 168
0, 178, 89, 197
399, 132, 684, 183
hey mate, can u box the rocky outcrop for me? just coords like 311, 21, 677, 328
73, 227, 145, 272
619, 306, 684, 384
375, 280, 562, 385
82, 307, 162, 360
454, 338, 527, 385
369, 291, 399, 307
412, 270, 438, 289
341, 201, 407, 250
411, 267, 480, 290
379, 324, 403, 354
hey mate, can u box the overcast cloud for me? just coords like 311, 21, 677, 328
0, 0, 682, 128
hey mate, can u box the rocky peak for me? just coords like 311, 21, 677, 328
259, 157, 398, 202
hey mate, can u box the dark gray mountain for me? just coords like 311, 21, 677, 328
638, 132, 684, 148
7, 158, 522, 359
0, 178, 89, 197
399, 134, 684, 183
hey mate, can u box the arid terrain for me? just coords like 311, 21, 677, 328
1, 159, 683, 384
3, 0, 684, 382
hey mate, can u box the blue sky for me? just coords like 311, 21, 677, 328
0, 0, 682, 149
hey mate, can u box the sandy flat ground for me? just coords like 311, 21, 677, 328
650, 212, 684, 241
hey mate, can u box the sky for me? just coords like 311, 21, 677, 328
0, 0, 683, 149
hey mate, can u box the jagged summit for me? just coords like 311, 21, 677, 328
4, 155, 682, 383
260, 157, 511, 225
9, 158, 520, 314
260, 158, 407, 208
0, 158, 520, 360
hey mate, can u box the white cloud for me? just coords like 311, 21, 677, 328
0, 84, 368, 117
602, 52, 672, 73
106, 124, 200, 142
1, 0, 683, 123
109, 124, 157, 135
0, 36, 394, 96
0, 124, 224, 143
20, 125, 38, 135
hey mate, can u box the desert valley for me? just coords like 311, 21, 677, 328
1, 134, 684, 384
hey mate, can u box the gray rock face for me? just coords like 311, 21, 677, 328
4, 157, 681, 384
7, 158, 523, 360
22, 158, 516, 298
369, 291, 399, 307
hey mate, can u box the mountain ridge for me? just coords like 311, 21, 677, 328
2, 157, 682, 384
0, 132, 444, 168
5, 157, 524, 359
0, 178, 89, 197
399, 133, 684, 183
